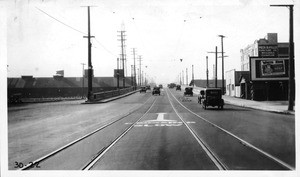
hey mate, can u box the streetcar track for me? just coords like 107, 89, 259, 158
83, 97, 158, 170
165, 89, 227, 170
20, 95, 154, 170
167, 88, 294, 170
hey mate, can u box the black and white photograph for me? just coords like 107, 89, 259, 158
1, 0, 299, 177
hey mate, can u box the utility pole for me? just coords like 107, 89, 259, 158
138, 55, 142, 86
117, 58, 120, 89
80, 63, 86, 98
206, 56, 209, 88
215, 47, 217, 88
186, 68, 188, 85
118, 30, 126, 88
192, 65, 194, 87
82, 6, 95, 101
218, 35, 225, 94
132, 48, 137, 89
270, 4, 294, 111
182, 70, 184, 85
179, 72, 181, 85
137, 68, 140, 86
142, 71, 144, 85
131, 65, 134, 86
207, 46, 223, 88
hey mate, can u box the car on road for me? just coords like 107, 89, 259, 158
176, 85, 181, 91
146, 85, 151, 90
140, 86, 147, 93
152, 87, 161, 95
168, 83, 176, 88
184, 86, 193, 96
198, 88, 224, 109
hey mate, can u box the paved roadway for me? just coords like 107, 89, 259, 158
7, 88, 295, 170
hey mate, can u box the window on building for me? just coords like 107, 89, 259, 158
278, 47, 289, 56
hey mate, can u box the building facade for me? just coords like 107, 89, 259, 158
226, 69, 250, 98
240, 33, 289, 71
239, 33, 289, 101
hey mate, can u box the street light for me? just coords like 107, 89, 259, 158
270, 4, 294, 111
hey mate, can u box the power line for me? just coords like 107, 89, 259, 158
94, 37, 118, 57
36, 7, 118, 58
35, 7, 87, 35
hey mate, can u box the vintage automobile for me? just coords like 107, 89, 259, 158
184, 86, 193, 96
140, 86, 147, 93
152, 87, 161, 95
176, 85, 181, 91
146, 85, 151, 90
159, 84, 163, 89
168, 83, 176, 88
198, 88, 224, 110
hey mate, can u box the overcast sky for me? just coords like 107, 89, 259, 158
4, 0, 300, 85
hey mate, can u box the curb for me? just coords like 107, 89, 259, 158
224, 100, 295, 115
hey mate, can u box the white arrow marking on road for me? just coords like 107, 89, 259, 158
128, 113, 183, 127
147, 113, 176, 122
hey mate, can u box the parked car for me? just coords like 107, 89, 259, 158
198, 88, 224, 110
184, 86, 193, 96
152, 87, 161, 95
176, 85, 181, 91
140, 86, 147, 93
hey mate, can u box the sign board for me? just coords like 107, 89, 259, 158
258, 45, 278, 57
114, 69, 124, 78
261, 60, 285, 76
250, 57, 289, 81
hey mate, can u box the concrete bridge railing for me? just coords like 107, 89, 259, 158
90, 87, 138, 102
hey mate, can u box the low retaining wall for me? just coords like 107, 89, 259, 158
89, 87, 137, 102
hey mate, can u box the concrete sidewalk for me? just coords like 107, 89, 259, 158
222, 95, 294, 115
191, 86, 295, 115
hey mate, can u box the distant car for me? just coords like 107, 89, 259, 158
184, 86, 193, 96
198, 88, 224, 109
146, 85, 151, 90
152, 87, 161, 95
159, 84, 163, 89
168, 83, 176, 88
176, 85, 181, 91
140, 86, 147, 93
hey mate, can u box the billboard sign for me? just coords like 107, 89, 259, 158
258, 45, 278, 57
261, 60, 285, 76
250, 57, 289, 81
